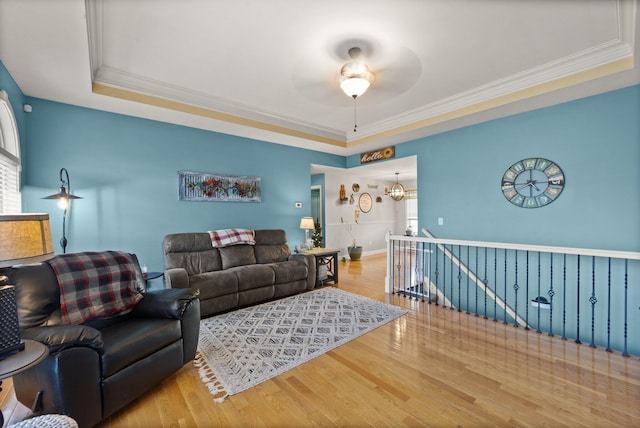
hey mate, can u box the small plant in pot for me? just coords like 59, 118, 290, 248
347, 239, 363, 261
345, 222, 362, 261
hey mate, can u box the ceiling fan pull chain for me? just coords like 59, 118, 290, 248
353, 95, 358, 133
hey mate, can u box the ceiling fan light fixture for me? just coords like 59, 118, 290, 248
339, 75, 372, 98
339, 47, 375, 98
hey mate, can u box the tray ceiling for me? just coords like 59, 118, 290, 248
0, 0, 638, 156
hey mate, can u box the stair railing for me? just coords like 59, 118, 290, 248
385, 229, 640, 357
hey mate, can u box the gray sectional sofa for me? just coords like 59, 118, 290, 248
162, 229, 316, 317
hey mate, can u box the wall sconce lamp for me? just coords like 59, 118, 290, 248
389, 172, 405, 201
42, 168, 82, 253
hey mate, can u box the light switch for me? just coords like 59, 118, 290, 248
438, 217, 444, 226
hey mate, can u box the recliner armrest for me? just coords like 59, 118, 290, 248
21, 325, 103, 354
165, 267, 189, 289
289, 253, 316, 290
133, 288, 200, 319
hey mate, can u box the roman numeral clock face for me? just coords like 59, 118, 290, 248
501, 158, 565, 208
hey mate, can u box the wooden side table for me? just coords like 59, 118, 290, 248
306, 248, 339, 286
0, 340, 48, 427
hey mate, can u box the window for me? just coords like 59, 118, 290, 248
406, 195, 418, 234
0, 90, 21, 214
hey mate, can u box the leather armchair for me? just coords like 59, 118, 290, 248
3, 255, 200, 428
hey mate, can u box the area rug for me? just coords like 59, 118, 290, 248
194, 287, 407, 402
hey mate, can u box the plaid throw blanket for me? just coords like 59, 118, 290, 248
47, 251, 143, 325
208, 228, 255, 247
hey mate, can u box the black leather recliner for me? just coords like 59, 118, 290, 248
3, 254, 200, 428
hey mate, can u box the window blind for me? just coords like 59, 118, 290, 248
0, 149, 21, 213
0, 90, 22, 214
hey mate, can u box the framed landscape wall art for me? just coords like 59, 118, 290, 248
178, 171, 261, 202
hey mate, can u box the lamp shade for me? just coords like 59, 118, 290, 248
299, 217, 315, 230
0, 213, 54, 267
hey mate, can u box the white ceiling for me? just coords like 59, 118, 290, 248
0, 0, 638, 159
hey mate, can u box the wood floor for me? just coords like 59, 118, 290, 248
3, 253, 639, 427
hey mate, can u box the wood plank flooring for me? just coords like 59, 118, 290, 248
2, 253, 639, 427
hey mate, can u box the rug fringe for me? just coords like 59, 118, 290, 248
194, 351, 229, 403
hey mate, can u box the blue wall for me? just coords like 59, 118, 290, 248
3, 58, 638, 271
350, 85, 640, 252
15, 96, 343, 270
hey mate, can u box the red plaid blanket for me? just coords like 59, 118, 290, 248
47, 251, 143, 325
208, 228, 255, 247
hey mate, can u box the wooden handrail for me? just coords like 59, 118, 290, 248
397, 228, 640, 261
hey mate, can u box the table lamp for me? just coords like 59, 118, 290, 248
299, 217, 315, 248
0, 214, 54, 359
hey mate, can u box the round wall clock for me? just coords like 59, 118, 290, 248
358, 192, 373, 213
501, 158, 565, 208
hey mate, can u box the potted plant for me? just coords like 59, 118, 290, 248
346, 223, 362, 261
347, 239, 363, 261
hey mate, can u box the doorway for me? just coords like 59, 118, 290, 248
310, 185, 322, 247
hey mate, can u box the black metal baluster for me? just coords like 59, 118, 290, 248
536, 252, 542, 334
426, 243, 432, 304
525, 250, 530, 330
402, 240, 407, 297
622, 259, 629, 357
457, 245, 462, 312
450, 245, 455, 310
483, 247, 489, 320
589, 256, 597, 348
391, 240, 396, 295
513, 250, 519, 327
395, 240, 402, 296
466, 246, 471, 314
416, 240, 420, 299
475, 246, 479, 317
413, 241, 418, 299
562, 253, 567, 341
548, 253, 555, 337
606, 257, 612, 352
419, 242, 425, 302
404, 240, 410, 298
575, 255, 581, 345
443, 245, 447, 309
503, 248, 508, 324
434, 244, 440, 306
493, 248, 498, 322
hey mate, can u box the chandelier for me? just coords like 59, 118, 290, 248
389, 172, 405, 201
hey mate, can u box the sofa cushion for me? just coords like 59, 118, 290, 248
269, 261, 308, 284
163, 233, 222, 274
254, 229, 287, 245
254, 244, 291, 264
100, 318, 181, 378
253, 229, 291, 263
190, 270, 238, 299
232, 265, 275, 291
219, 245, 256, 269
